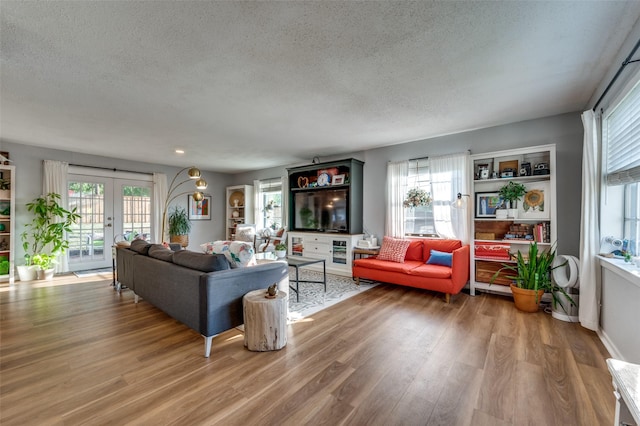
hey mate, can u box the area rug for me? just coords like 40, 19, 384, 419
74, 267, 113, 278
287, 269, 378, 320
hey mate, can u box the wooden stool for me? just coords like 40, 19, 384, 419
243, 289, 288, 351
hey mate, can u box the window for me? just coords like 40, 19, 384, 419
257, 178, 283, 231
624, 183, 639, 256
604, 77, 640, 256
404, 159, 436, 237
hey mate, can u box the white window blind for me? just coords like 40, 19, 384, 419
604, 78, 640, 185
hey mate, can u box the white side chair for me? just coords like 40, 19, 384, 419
235, 224, 257, 249
258, 228, 287, 253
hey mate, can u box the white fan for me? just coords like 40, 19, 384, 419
551, 254, 580, 322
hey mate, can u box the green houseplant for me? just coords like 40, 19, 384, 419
274, 242, 287, 259
21, 193, 81, 280
498, 181, 526, 219
491, 242, 575, 312
168, 206, 191, 247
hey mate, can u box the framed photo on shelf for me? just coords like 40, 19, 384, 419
517, 181, 550, 219
188, 195, 211, 220
331, 174, 345, 185
475, 192, 503, 218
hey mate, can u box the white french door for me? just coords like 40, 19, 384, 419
67, 169, 153, 271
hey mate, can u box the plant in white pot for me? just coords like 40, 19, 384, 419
498, 181, 526, 219
21, 193, 81, 280
274, 243, 287, 259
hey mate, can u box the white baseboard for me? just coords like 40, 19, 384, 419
598, 328, 626, 361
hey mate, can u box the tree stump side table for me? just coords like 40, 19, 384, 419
243, 289, 288, 351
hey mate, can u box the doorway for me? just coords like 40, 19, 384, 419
67, 169, 153, 271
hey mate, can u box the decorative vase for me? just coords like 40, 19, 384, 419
510, 284, 544, 313
17, 265, 37, 281
508, 208, 518, 219
495, 209, 508, 219
232, 209, 239, 218
36, 268, 55, 281
275, 249, 287, 259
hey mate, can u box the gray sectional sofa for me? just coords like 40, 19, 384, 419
116, 240, 289, 357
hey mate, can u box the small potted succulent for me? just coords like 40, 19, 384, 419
274, 243, 287, 259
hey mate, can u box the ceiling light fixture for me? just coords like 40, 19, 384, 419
175, 149, 185, 154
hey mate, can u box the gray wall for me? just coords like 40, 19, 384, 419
2, 110, 583, 262
235, 111, 584, 256
0, 140, 233, 260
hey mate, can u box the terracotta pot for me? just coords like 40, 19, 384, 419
170, 234, 189, 248
510, 284, 544, 313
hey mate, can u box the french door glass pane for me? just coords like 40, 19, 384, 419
122, 185, 152, 241
68, 182, 105, 263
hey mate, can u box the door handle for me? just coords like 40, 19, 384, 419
106, 223, 112, 227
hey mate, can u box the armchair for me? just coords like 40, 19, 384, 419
258, 227, 287, 253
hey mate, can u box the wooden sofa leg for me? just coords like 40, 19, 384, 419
445, 293, 451, 304
355, 276, 360, 286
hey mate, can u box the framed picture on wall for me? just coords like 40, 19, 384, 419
188, 195, 211, 220
475, 192, 503, 218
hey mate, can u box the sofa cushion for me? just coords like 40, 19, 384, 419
377, 237, 411, 263
405, 240, 424, 261
148, 244, 174, 262
423, 239, 462, 261
354, 258, 423, 274
130, 239, 151, 255
201, 241, 257, 268
408, 264, 453, 279
426, 249, 453, 267
173, 250, 230, 272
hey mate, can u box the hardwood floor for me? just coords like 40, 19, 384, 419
1, 273, 614, 425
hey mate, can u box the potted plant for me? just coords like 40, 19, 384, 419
491, 242, 575, 312
31, 253, 56, 280
168, 206, 191, 248
498, 181, 526, 218
20, 193, 81, 280
274, 243, 287, 258
0, 178, 10, 199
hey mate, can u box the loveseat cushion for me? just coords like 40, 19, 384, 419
405, 240, 424, 261
173, 250, 230, 272
408, 264, 453, 279
377, 237, 411, 263
353, 258, 423, 274
423, 239, 462, 261
148, 244, 174, 262
130, 239, 152, 255
200, 241, 257, 268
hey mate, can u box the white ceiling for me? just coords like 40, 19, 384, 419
1, 1, 639, 173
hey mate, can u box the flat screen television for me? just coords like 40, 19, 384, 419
293, 189, 349, 233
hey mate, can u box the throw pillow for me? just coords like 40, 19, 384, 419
201, 240, 257, 268
377, 236, 411, 263
130, 239, 151, 255
426, 249, 453, 267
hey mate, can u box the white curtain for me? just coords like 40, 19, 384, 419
253, 179, 261, 230
42, 160, 69, 273
386, 161, 408, 237
153, 173, 167, 243
579, 110, 601, 331
281, 175, 288, 229
428, 152, 470, 242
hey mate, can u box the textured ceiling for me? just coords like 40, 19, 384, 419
1, 1, 639, 173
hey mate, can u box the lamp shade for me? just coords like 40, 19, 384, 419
452, 193, 469, 209
188, 167, 201, 179
195, 178, 208, 190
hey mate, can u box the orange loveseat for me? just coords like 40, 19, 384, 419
352, 239, 470, 303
